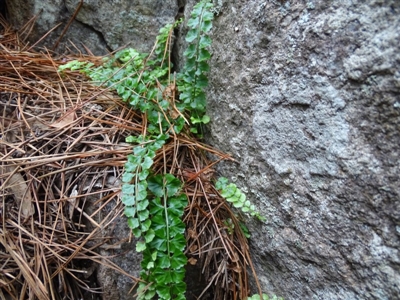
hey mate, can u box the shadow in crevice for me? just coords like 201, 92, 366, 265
0, 0, 7, 19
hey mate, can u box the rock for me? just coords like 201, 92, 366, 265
96, 215, 142, 300
5, 0, 179, 55
205, 0, 400, 299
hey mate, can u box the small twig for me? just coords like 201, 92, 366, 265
53, 0, 84, 51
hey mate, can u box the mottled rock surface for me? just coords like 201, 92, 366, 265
205, 0, 400, 299
5, 0, 179, 54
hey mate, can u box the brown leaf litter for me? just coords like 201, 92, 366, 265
0, 17, 140, 299
0, 14, 263, 300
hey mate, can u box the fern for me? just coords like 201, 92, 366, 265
57, 2, 275, 299
177, 0, 214, 133
216, 177, 266, 222
247, 294, 284, 300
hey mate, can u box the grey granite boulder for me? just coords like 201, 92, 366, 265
205, 0, 400, 299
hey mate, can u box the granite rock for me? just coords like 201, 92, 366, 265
205, 0, 400, 299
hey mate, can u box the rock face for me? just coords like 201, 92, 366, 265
5, 0, 179, 54
4, 0, 400, 299
204, 0, 400, 299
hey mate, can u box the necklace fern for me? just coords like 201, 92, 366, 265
58, 1, 272, 299
216, 177, 266, 222
178, 0, 214, 134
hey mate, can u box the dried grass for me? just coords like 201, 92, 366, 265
0, 15, 262, 300
0, 17, 140, 299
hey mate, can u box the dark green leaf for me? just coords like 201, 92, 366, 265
149, 197, 164, 215
146, 149, 156, 159
164, 174, 182, 197
156, 133, 169, 143
201, 115, 210, 124
137, 181, 148, 201
239, 222, 251, 238
185, 69, 196, 82
146, 88, 158, 100
141, 248, 155, 269
170, 252, 187, 268
121, 194, 135, 206
122, 90, 132, 101
116, 85, 125, 95
215, 177, 229, 190
139, 169, 149, 181
195, 74, 208, 87
173, 292, 186, 300
202, 10, 214, 21
238, 193, 246, 204
168, 214, 185, 228
220, 183, 236, 198
199, 35, 212, 49
141, 156, 153, 170
233, 201, 244, 208
125, 155, 140, 172
129, 94, 141, 107
169, 224, 185, 238
154, 268, 172, 284
171, 267, 185, 283
148, 175, 164, 197
184, 44, 197, 59
144, 289, 157, 300
127, 217, 140, 229
184, 57, 196, 72
154, 227, 167, 239
136, 241, 146, 252
179, 91, 191, 103
121, 172, 134, 183
157, 253, 171, 268
147, 143, 161, 153
138, 209, 149, 221
169, 234, 186, 253
201, 20, 213, 32
171, 282, 187, 299
150, 237, 167, 251
124, 206, 136, 217
151, 213, 166, 226
132, 227, 142, 237
125, 77, 136, 87
144, 229, 155, 243
159, 99, 169, 110
168, 195, 187, 216
134, 146, 147, 157
173, 116, 185, 134
185, 28, 199, 43
156, 285, 171, 299
192, 92, 206, 110
121, 183, 135, 195
187, 16, 200, 28
141, 218, 152, 232
139, 101, 152, 113
197, 61, 210, 72
125, 135, 137, 143
198, 48, 211, 62
138, 82, 146, 93
147, 109, 160, 125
